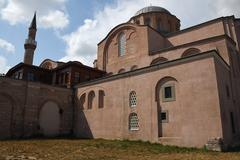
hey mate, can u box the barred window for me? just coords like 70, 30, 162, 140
118, 33, 126, 56
129, 113, 139, 131
129, 91, 137, 107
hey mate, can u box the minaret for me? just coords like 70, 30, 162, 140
23, 12, 37, 65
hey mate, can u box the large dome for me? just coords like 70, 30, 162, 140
135, 6, 171, 17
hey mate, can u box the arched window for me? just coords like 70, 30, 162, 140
88, 91, 95, 109
129, 113, 139, 131
150, 57, 168, 66
118, 33, 126, 56
118, 68, 125, 74
144, 17, 151, 26
98, 90, 105, 108
181, 48, 201, 58
129, 91, 137, 107
130, 65, 138, 71
79, 93, 86, 110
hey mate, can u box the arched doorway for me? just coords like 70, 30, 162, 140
0, 94, 13, 139
155, 77, 177, 137
39, 101, 60, 137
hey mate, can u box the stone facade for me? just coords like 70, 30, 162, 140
0, 77, 73, 139
1, 6, 240, 150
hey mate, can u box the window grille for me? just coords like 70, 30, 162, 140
129, 113, 139, 131
129, 91, 137, 107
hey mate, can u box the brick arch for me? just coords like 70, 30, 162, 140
39, 98, 63, 112
155, 76, 178, 102
102, 24, 137, 71
181, 48, 201, 58
130, 65, 138, 71
118, 68, 126, 74
87, 91, 95, 110
150, 57, 168, 66
79, 93, 86, 110
155, 76, 178, 137
39, 100, 61, 137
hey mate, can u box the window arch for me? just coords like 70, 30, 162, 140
155, 76, 178, 102
88, 91, 95, 109
130, 65, 138, 71
98, 90, 105, 108
118, 68, 125, 74
129, 113, 139, 131
129, 91, 137, 107
150, 57, 168, 66
181, 48, 201, 58
118, 33, 126, 56
155, 76, 177, 137
79, 93, 86, 110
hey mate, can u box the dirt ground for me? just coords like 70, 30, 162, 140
0, 139, 240, 160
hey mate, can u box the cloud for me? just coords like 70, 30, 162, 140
61, 0, 146, 66
0, 0, 69, 29
214, 0, 240, 17
61, 0, 240, 66
0, 56, 10, 73
39, 10, 69, 29
0, 38, 15, 53
0, 0, 6, 8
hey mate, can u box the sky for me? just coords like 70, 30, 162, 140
0, 0, 239, 73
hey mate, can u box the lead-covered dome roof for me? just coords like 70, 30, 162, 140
135, 6, 171, 16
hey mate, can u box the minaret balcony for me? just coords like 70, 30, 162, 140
25, 39, 37, 46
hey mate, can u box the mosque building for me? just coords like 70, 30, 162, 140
1, 6, 240, 151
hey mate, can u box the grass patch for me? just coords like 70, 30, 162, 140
88, 139, 208, 153
0, 138, 240, 160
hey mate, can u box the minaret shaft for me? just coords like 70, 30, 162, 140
23, 12, 37, 65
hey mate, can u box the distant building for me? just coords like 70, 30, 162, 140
1, 6, 240, 151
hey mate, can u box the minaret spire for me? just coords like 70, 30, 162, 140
23, 12, 37, 65
29, 11, 37, 30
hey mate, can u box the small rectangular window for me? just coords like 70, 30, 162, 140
162, 84, 175, 102
164, 87, 172, 98
161, 111, 168, 123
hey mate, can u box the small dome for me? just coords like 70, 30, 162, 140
135, 6, 171, 17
